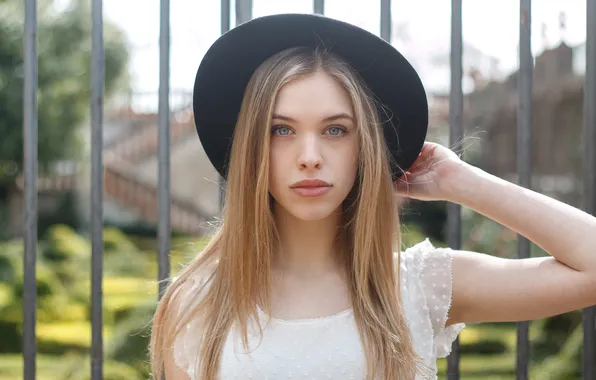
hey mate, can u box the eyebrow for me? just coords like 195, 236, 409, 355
271, 113, 354, 123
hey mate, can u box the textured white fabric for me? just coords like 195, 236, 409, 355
173, 239, 465, 379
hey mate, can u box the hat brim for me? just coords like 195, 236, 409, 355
193, 13, 428, 180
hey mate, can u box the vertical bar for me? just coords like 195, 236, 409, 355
221, 0, 230, 33
313, 0, 324, 15
380, 0, 391, 42
582, 0, 596, 378
90, 0, 104, 379
516, 1, 532, 379
223, 0, 252, 210
236, 0, 252, 25
219, 0, 230, 212
23, 0, 37, 379
157, 0, 171, 296
447, 0, 463, 378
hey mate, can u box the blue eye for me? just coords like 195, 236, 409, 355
327, 126, 346, 136
272, 126, 292, 136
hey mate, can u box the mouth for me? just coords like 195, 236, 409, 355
290, 179, 332, 198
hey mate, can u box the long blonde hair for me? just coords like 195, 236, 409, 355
150, 46, 426, 380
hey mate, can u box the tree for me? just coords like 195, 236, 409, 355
0, 0, 130, 183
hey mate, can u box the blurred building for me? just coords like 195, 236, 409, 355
464, 42, 587, 207
418, 42, 504, 143
77, 94, 220, 235
7, 91, 219, 237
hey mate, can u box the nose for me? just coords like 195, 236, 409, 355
297, 134, 322, 170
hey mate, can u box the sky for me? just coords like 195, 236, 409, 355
64, 0, 590, 109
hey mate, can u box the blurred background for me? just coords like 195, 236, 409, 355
0, 0, 592, 379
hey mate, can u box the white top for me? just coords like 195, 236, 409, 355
173, 239, 465, 379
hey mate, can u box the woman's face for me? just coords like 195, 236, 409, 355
268, 70, 359, 221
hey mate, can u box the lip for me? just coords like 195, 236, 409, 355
290, 179, 332, 188
290, 179, 332, 198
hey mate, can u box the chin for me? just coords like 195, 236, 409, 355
274, 198, 342, 222
287, 205, 339, 222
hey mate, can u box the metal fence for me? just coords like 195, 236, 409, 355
20, 0, 595, 379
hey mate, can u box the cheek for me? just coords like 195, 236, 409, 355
344, 154, 359, 188
340, 140, 359, 178
268, 145, 286, 191
327, 143, 359, 196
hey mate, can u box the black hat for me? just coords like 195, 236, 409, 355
193, 13, 428, 180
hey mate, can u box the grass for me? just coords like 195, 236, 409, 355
103, 277, 157, 295
459, 323, 517, 347
36, 321, 111, 348
442, 324, 517, 378
437, 353, 516, 376
0, 284, 11, 308
0, 354, 141, 380
0, 354, 66, 380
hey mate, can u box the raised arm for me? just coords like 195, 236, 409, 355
394, 142, 596, 325
445, 163, 596, 324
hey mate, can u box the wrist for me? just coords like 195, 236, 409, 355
440, 162, 486, 205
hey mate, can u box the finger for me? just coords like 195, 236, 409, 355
407, 152, 434, 173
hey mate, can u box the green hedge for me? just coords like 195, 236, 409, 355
42, 224, 90, 263
0, 321, 21, 354
37, 339, 87, 356
459, 339, 508, 355
531, 323, 584, 380
531, 311, 582, 362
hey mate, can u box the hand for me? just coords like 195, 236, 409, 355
393, 141, 465, 201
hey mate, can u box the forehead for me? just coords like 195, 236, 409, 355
273, 71, 353, 119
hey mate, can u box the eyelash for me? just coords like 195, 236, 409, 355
271, 125, 348, 136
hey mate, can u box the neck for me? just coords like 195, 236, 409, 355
272, 204, 343, 276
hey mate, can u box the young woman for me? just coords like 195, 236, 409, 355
149, 14, 596, 380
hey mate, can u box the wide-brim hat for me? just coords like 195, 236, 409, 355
193, 13, 428, 180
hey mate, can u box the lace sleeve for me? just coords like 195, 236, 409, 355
400, 239, 465, 359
